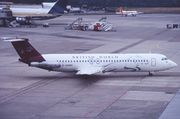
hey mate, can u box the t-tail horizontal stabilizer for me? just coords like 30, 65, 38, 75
2, 37, 45, 64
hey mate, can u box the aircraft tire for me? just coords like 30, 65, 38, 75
149, 71, 154, 76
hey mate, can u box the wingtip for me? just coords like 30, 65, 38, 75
2, 37, 29, 42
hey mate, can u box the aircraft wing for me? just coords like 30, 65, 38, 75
76, 67, 105, 75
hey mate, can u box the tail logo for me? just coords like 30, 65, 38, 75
18, 47, 33, 54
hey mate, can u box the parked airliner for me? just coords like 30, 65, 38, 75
116, 6, 139, 17
3, 37, 177, 76
5, 0, 68, 20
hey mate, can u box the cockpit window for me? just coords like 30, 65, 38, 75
162, 58, 168, 60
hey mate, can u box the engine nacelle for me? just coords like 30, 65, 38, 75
15, 17, 32, 25
30, 62, 60, 68
16, 17, 26, 22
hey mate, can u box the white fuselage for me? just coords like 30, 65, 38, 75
3, 1, 58, 15
10, 7, 50, 14
30, 53, 177, 75
116, 10, 138, 16
122, 11, 138, 15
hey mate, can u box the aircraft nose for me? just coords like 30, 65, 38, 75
171, 61, 177, 67
169, 60, 177, 68
164, 60, 177, 70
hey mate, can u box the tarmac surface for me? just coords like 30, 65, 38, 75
0, 14, 180, 119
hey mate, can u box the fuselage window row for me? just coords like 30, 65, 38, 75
57, 59, 149, 63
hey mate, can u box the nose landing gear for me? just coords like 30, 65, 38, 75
148, 71, 154, 76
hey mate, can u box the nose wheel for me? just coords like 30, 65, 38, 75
149, 71, 154, 76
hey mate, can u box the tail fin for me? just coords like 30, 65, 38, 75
48, 0, 68, 14
119, 6, 123, 13
4, 38, 45, 64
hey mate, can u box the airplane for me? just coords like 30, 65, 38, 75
4, 0, 68, 21
3, 37, 177, 76
116, 6, 138, 17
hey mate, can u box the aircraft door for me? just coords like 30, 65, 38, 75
151, 58, 156, 67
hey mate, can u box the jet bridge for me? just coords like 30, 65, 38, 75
0, 8, 12, 27
0, 7, 36, 27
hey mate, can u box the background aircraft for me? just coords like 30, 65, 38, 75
116, 6, 138, 17
6, 0, 68, 20
3, 37, 177, 76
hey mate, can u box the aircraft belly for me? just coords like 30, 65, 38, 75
52, 64, 77, 72
107, 63, 152, 72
